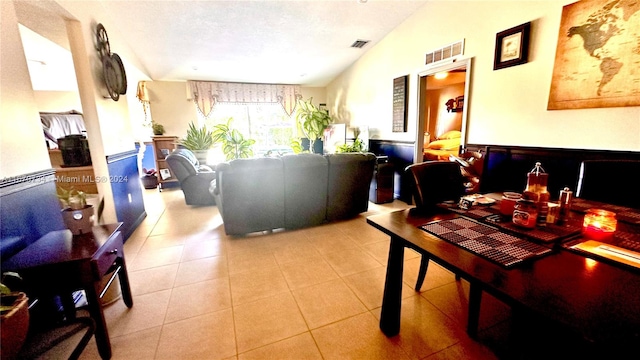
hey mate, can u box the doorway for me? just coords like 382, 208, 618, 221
414, 58, 472, 164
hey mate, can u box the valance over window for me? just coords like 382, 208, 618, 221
187, 81, 302, 118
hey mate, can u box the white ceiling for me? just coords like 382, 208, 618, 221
15, 0, 429, 88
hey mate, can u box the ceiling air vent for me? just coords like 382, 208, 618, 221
425, 39, 465, 66
350, 39, 370, 49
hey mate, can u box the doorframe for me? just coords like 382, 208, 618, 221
414, 57, 473, 164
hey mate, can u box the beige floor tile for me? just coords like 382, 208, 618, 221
141, 233, 188, 251
156, 309, 236, 360
224, 235, 273, 254
293, 278, 367, 329
306, 232, 359, 255
280, 257, 339, 290
322, 248, 383, 277
404, 256, 457, 292
174, 255, 228, 287
422, 337, 500, 360
181, 238, 226, 261
79, 326, 162, 360
129, 264, 179, 296
101, 189, 501, 359
272, 240, 322, 265
343, 266, 416, 310
311, 312, 411, 359
393, 295, 469, 359
229, 266, 290, 305
227, 249, 278, 274
237, 332, 322, 360
164, 278, 232, 323
103, 289, 171, 337
129, 245, 184, 271
423, 281, 511, 332
233, 292, 308, 353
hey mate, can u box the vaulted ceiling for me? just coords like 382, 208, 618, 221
15, 0, 429, 88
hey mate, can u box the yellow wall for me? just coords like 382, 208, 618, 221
327, 0, 640, 151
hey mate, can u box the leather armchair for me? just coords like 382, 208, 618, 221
165, 149, 216, 205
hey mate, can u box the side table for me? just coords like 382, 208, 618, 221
3, 223, 133, 359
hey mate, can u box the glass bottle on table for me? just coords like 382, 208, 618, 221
524, 162, 550, 226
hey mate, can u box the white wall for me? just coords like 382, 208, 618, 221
34, 91, 82, 112
327, 0, 640, 151
0, 0, 51, 177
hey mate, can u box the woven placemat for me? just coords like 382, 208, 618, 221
420, 217, 553, 268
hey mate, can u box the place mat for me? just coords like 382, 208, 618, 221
438, 202, 582, 244
570, 198, 640, 225
420, 217, 553, 268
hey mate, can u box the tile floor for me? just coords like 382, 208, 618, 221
79, 187, 514, 359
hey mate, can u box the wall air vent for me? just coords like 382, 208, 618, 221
425, 39, 465, 66
350, 39, 370, 48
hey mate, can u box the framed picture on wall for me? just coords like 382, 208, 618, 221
493, 22, 531, 70
392, 75, 409, 132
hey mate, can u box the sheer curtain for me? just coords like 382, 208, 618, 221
187, 81, 302, 118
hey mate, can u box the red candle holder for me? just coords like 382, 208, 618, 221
582, 209, 617, 241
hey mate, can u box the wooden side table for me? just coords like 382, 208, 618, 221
3, 224, 133, 359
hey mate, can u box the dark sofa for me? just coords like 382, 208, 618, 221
211, 152, 377, 235
165, 149, 217, 205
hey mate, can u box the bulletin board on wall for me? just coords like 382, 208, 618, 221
392, 75, 408, 132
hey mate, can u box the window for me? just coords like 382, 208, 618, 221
197, 103, 297, 158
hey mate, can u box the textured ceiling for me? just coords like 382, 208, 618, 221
15, 0, 428, 87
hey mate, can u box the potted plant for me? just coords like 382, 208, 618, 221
336, 127, 366, 153
212, 118, 255, 160
57, 187, 94, 235
295, 97, 332, 154
140, 168, 158, 189
179, 122, 214, 163
152, 122, 165, 135
1, 273, 29, 358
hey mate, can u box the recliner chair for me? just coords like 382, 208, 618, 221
165, 149, 217, 205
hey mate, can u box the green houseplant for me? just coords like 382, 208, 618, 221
179, 122, 214, 163
295, 98, 332, 154
211, 118, 255, 160
57, 187, 94, 235
151, 122, 165, 135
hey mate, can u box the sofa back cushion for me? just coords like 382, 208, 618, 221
216, 157, 285, 235
282, 154, 329, 229
325, 153, 376, 221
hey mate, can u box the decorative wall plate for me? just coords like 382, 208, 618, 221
111, 53, 127, 94
95, 23, 127, 101
102, 55, 124, 101
95, 23, 110, 59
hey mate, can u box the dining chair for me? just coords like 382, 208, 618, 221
406, 161, 466, 290
406, 161, 483, 337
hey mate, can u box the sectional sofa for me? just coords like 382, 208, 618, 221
210, 152, 377, 235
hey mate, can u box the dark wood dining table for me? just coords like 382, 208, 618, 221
367, 205, 640, 358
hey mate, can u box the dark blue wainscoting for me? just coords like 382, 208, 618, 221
0, 170, 65, 261
368, 140, 415, 203
106, 150, 146, 241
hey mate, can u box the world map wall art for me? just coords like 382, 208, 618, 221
547, 0, 640, 110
